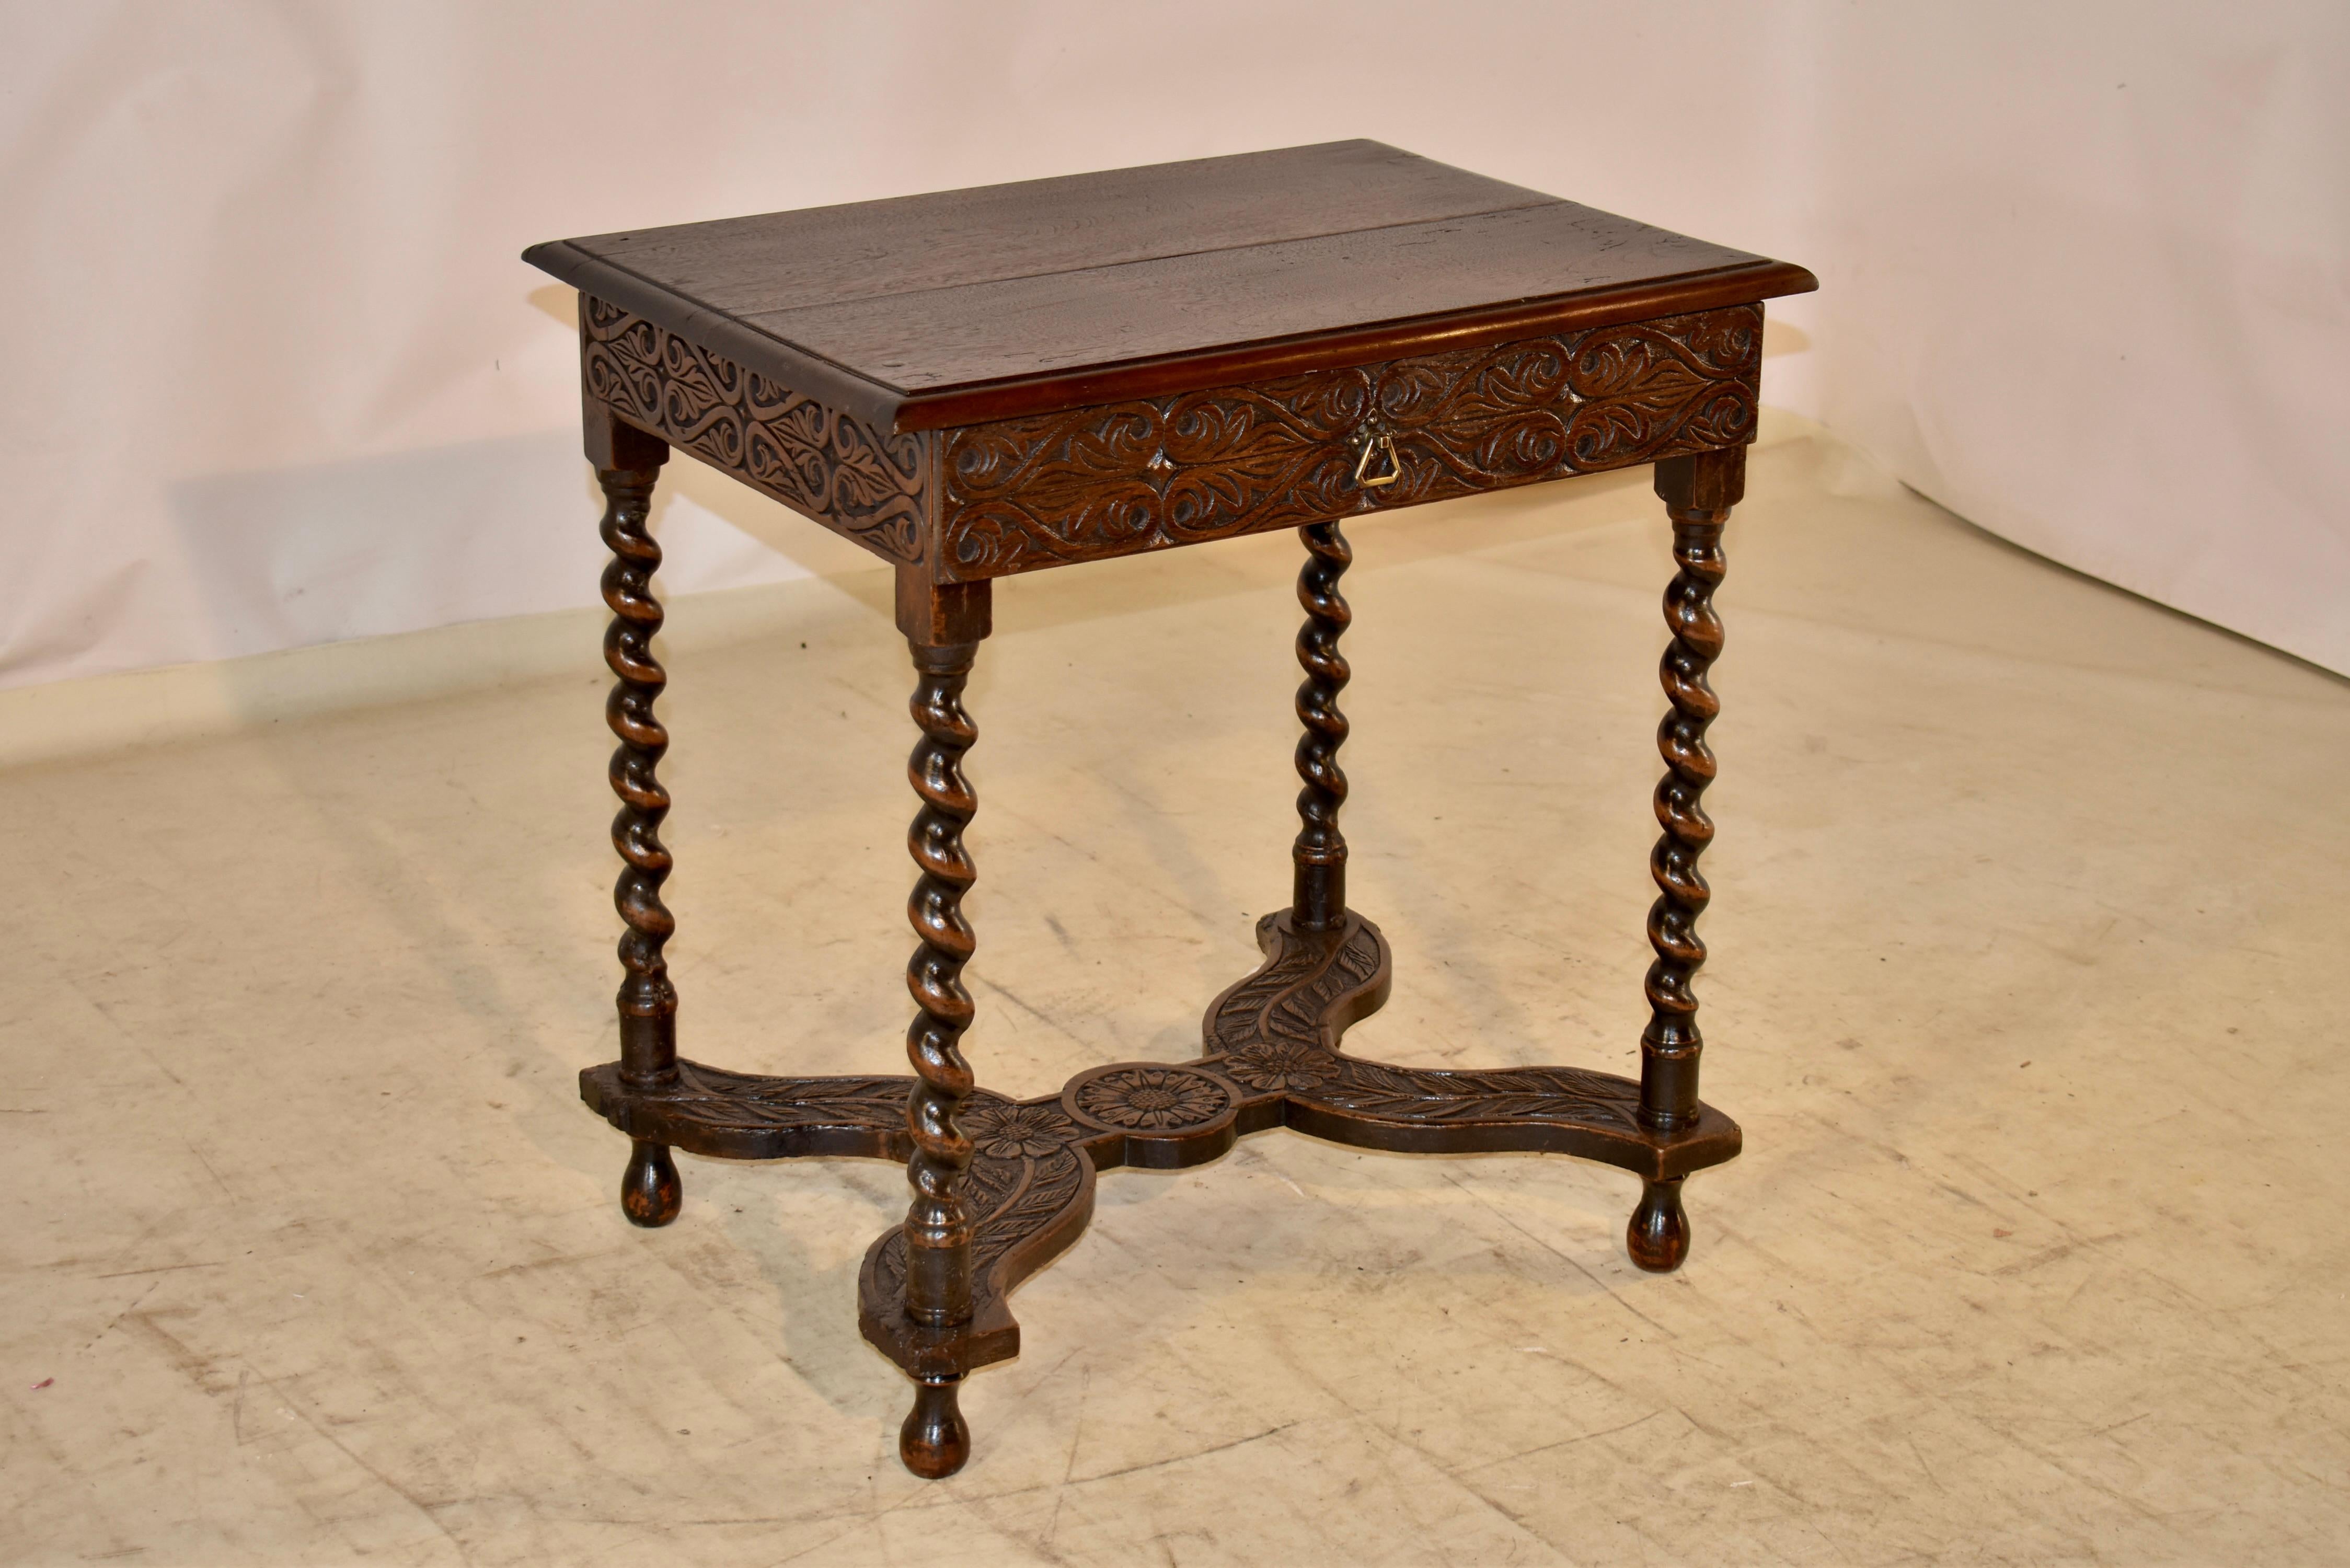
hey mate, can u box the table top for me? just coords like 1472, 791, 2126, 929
526, 140, 1813, 433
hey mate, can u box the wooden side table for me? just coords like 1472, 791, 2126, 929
525, 141, 1814, 1478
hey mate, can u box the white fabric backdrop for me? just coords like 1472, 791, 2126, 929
5, 0, 2344, 690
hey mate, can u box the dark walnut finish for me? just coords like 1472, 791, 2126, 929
581, 299, 928, 564
936, 307, 1757, 578
530, 141, 1812, 1479
571, 293, 1759, 581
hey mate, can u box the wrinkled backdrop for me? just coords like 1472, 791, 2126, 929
5, 1, 2344, 688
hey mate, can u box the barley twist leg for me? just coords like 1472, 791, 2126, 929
1293, 520, 1353, 931
898, 628, 982, 1476
597, 447, 683, 1228
1631, 447, 1744, 1272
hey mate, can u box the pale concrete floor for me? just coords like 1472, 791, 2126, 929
5, 431, 2348, 1566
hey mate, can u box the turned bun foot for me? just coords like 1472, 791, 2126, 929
620, 1138, 682, 1227
900, 1376, 971, 1479
1627, 1177, 1689, 1272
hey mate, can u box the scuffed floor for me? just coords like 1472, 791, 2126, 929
4, 430, 2346, 1564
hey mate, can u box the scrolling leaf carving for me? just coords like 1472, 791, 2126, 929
940, 307, 1760, 578
581, 298, 927, 563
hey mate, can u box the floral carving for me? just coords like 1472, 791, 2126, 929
940, 306, 1761, 579
580, 298, 1758, 583
866, 1141, 1087, 1320
960, 1101, 1073, 1159
1072, 1066, 1232, 1131
1309, 1060, 1641, 1133
580, 298, 926, 564
1222, 1040, 1331, 1093
592, 1062, 907, 1135
593, 910, 1734, 1388
1206, 918, 1386, 1058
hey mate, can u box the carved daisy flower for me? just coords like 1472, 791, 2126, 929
961, 1102, 1067, 1160
1075, 1067, 1228, 1131
1222, 1040, 1331, 1093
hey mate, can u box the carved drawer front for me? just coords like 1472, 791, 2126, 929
938, 305, 1760, 580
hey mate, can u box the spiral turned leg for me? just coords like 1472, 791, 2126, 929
1293, 520, 1353, 931
1631, 448, 1743, 1272
902, 638, 981, 1331
892, 571, 992, 1476
598, 448, 683, 1228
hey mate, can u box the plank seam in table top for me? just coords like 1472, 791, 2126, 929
559, 223, 1768, 398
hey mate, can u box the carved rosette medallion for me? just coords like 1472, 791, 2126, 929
1064, 1063, 1238, 1136
592, 906, 1739, 1387
1219, 1039, 1333, 1093
959, 1100, 1077, 1160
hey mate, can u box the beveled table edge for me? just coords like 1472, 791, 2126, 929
524, 239, 1816, 434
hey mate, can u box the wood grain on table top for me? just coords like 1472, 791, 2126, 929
526, 140, 1814, 431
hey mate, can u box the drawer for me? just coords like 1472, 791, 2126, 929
581, 296, 1759, 583
936, 304, 1761, 580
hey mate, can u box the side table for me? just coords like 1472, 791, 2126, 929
524, 141, 1815, 1478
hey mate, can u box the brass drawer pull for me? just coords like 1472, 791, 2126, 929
1353, 431, 1401, 489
